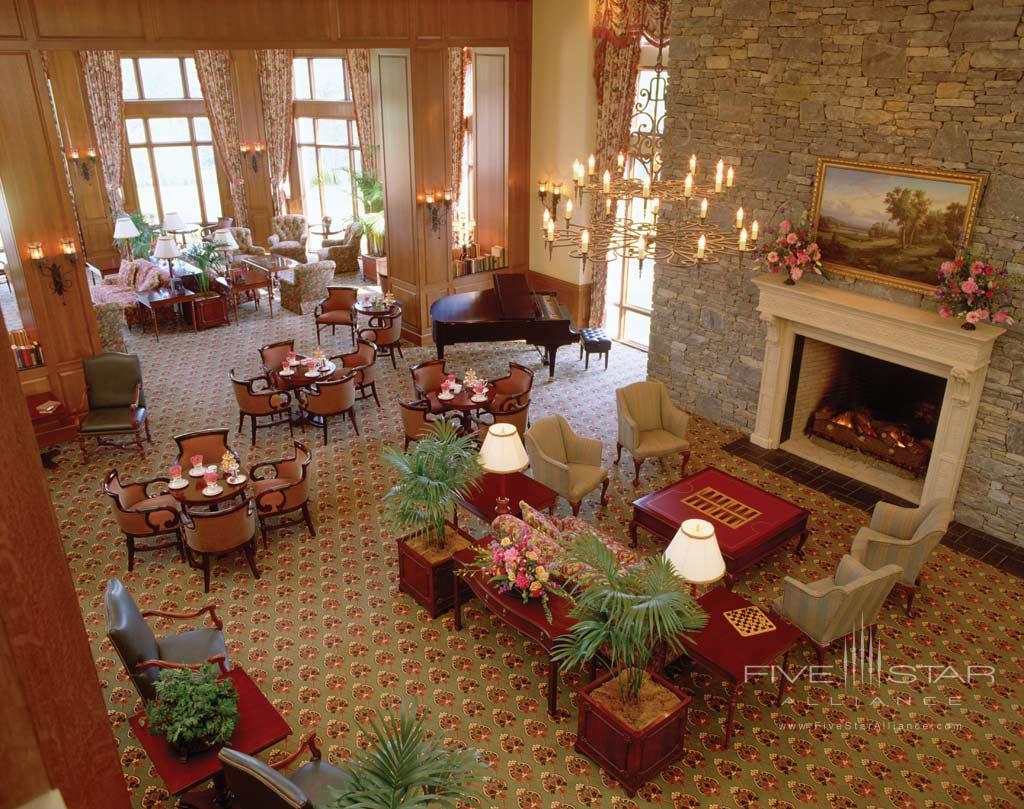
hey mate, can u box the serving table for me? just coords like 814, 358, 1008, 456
168, 472, 248, 511
136, 288, 197, 340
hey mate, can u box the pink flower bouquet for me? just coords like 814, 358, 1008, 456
468, 527, 565, 622
756, 213, 824, 284
934, 251, 1016, 330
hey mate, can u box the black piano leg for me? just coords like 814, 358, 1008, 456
436, 342, 445, 361
547, 347, 557, 379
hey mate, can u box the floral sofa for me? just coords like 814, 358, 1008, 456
88, 258, 171, 332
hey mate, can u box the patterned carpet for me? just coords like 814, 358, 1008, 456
47, 277, 1023, 808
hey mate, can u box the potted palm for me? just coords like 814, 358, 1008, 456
144, 664, 239, 762
552, 534, 708, 797
385, 421, 481, 618
351, 170, 387, 284
181, 241, 230, 328
322, 707, 486, 808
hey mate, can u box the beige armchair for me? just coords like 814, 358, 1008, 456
850, 499, 953, 617
525, 414, 609, 516
773, 555, 903, 664
317, 222, 362, 274
279, 260, 336, 315
615, 380, 691, 485
268, 214, 308, 262
228, 227, 266, 257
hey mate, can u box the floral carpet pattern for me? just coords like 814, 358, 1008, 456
47, 278, 1023, 808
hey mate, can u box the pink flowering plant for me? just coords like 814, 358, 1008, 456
935, 250, 1016, 328
756, 211, 825, 283
467, 527, 566, 622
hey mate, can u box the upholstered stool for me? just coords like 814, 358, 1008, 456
579, 328, 612, 370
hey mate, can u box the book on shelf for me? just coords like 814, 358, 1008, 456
9, 329, 44, 369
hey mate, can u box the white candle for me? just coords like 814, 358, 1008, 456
537, 180, 545, 195
573, 160, 583, 182
689, 154, 697, 174
726, 166, 735, 188
636, 236, 647, 260
700, 197, 708, 219
697, 234, 706, 259
546, 219, 555, 242
587, 154, 596, 176
684, 173, 693, 198
716, 159, 724, 177
580, 229, 590, 254
602, 170, 611, 194
642, 177, 651, 198
735, 207, 744, 229
617, 152, 625, 172
738, 227, 748, 251
565, 199, 574, 221
751, 220, 759, 242
605, 196, 613, 215
542, 208, 550, 226
651, 197, 660, 216
425, 193, 434, 204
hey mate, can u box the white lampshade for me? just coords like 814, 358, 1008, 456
212, 228, 239, 251
163, 211, 186, 232
664, 518, 726, 585
478, 423, 529, 474
112, 215, 140, 240
153, 234, 180, 260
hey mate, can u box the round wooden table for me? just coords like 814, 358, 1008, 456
353, 301, 401, 323
270, 358, 338, 392
168, 472, 248, 510
425, 382, 497, 429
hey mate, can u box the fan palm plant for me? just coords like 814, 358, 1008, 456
383, 420, 482, 550
322, 708, 486, 809
552, 533, 708, 704
181, 240, 227, 294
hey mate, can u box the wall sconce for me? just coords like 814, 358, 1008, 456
240, 142, 265, 174
420, 189, 453, 236
28, 240, 75, 301
68, 147, 97, 181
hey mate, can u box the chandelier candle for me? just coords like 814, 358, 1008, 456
735, 207, 744, 229
689, 154, 697, 174
700, 198, 708, 220
617, 152, 625, 173
738, 227, 748, 252
602, 170, 611, 194
727, 166, 734, 188
587, 153, 596, 176
580, 229, 590, 254
697, 234, 706, 259
751, 220, 759, 242
684, 173, 693, 198
564, 199, 574, 223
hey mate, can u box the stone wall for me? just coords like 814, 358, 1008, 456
651, 0, 1024, 544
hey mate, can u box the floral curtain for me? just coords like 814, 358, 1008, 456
80, 50, 125, 216
256, 49, 294, 217
345, 49, 378, 180
194, 50, 248, 226
448, 47, 471, 205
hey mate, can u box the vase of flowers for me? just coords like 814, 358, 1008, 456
756, 212, 824, 284
935, 252, 1016, 331
468, 529, 564, 622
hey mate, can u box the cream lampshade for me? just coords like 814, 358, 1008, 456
162, 211, 186, 232
112, 215, 140, 261
212, 228, 239, 251
478, 423, 529, 515
153, 234, 180, 259
664, 518, 726, 593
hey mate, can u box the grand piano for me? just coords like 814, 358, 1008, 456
430, 273, 577, 378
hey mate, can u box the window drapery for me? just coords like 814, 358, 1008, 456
193, 50, 248, 226
344, 49, 378, 180
80, 50, 125, 216
256, 49, 294, 217
448, 47, 471, 205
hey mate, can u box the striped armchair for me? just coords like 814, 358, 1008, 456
278, 260, 336, 315
268, 215, 308, 262
850, 499, 952, 617
773, 554, 903, 663
615, 380, 691, 485
525, 414, 609, 515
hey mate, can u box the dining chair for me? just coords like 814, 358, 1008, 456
400, 399, 435, 450
181, 497, 261, 593
330, 338, 380, 407
105, 577, 229, 702
103, 469, 183, 571
297, 373, 358, 445
259, 339, 295, 374
490, 361, 534, 411
524, 414, 609, 516
314, 286, 358, 345
478, 397, 530, 440
358, 311, 403, 369
78, 352, 151, 461
230, 369, 293, 446
174, 427, 239, 469
410, 358, 448, 398
615, 380, 691, 485
250, 440, 315, 546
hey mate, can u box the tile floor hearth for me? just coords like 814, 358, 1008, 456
47, 279, 1024, 808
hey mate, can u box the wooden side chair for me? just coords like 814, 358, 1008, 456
400, 399, 434, 449
79, 352, 151, 461
103, 470, 183, 571
490, 361, 534, 411
174, 427, 238, 469
250, 440, 315, 546
331, 339, 380, 407
358, 311, 403, 369
259, 339, 295, 374
104, 577, 229, 702
230, 369, 293, 446
410, 358, 447, 398
314, 286, 358, 345
181, 498, 261, 593
297, 373, 359, 444
478, 397, 530, 439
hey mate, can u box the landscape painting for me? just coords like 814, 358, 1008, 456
810, 159, 985, 292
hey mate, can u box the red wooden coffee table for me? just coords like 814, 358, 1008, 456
629, 467, 810, 584
129, 667, 290, 807
677, 587, 801, 747
454, 472, 558, 535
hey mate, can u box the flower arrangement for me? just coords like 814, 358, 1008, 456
756, 212, 824, 284
470, 529, 564, 621
935, 251, 1016, 330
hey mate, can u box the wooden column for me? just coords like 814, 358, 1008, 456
232, 49, 276, 245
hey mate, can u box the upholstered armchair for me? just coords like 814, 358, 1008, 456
410, 358, 447, 399
314, 286, 358, 344
228, 226, 266, 257
230, 369, 293, 446
358, 311, 403, 369
279, 260, 336, 315
250, 440, 315, 546
317, 222, 362, 274
174, 427, 238, 469
490, 362, 534, 411
400, 399, 435, 449
524, 414, 609, 516
478, 398, 530, 440
268, 214, 309, 262
79, 352, 151, 461
331, 338, 380, 407
297, 373, 359, 444
103, 470, 183, 571
259, 339, 295, 374
850, 499, 953, 616
773, 555, 903, 663
104, 577, 229, 702
181, 497, 260, 592
93, 301, 128, 353
615, 380, 691, 485
220, 734, 350, 809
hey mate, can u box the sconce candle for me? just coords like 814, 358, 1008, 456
683, 173, 693, 198
726, 166, 734, 188
751, 220, 759, 242
700, 197, 708, 220
60, 238, 76, 256
697, 234, 706, 260
27, 242, 44, 261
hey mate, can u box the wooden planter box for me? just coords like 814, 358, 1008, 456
397, 527, 471, 618
575, 670, 691, 797
193, 294, 230, 330
360, 254, 387, 288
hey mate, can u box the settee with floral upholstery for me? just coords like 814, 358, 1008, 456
87, 258, 171, 307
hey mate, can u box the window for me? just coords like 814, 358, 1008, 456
121, 57, 203, 101
126, 116, 221, 225
293, 57, 350, 102
456, 59, 475, 223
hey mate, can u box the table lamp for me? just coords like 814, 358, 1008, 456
163, 211, 185, 232
153, 233, 180, 273
212, 228, 239, 253
478, 423, 529, 515
664, 518, 726, 595
112, 214, 140, 262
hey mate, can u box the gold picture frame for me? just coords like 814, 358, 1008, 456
809, 158, 986, 294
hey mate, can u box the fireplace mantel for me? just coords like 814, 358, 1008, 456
751, 273, 1004, 506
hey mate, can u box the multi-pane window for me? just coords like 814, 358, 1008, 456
121, 57, 203, 101
293, 57, 350, 102
126, 116, 221, 225
457, 59, 475, 223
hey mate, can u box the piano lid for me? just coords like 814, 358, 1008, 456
492, 274, 537, 320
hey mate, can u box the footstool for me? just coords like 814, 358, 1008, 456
579, 328, 611, 370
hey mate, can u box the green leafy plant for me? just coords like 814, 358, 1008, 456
112, 210, 159, 259
145, 665, 239, 752
317, 168, 386, 256
322, 708, 486, 809
383, 421, 482, 550
181, 240, 228, 294
552, 534, 708, 704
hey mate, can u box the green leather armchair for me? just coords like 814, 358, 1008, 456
79, 352, 151, 461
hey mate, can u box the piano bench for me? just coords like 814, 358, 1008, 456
579, 328, 612, 370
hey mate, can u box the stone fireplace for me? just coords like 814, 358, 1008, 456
751, 274, 1003, 506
